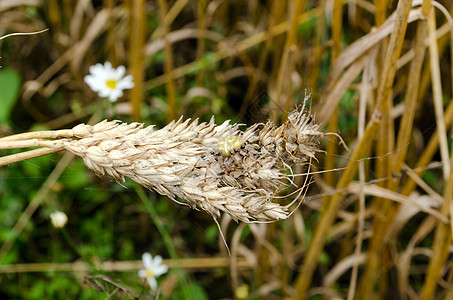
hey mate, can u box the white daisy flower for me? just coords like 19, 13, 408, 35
50, 210, 68, 228
84, 61, 134, 102
138, 252, 168, 290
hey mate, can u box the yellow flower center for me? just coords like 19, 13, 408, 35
106, 79, 117, 89
146, 269, 154, 278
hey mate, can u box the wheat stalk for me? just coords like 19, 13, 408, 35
0, 102, 323, 223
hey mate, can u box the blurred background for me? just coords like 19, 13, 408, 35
0, 0, 453, 299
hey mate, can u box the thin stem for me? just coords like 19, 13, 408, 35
428, 8, 450, 179
0, 129, 74, 142
136, 187, 178, 260
146, 9, 322, 90
356, 0, 419, 296
347, 46, 373, 300
136, 186, 191, 299
157, 0, 177, 123
129, 0, 146, 121
150, 0, 189, 39
0, 139, 64, 150
323, 0, 343, 209
309, 0, 326, 90
420, 140, 453, 299
0, 257, 251, 273
0, 146, 65, 167
273, 0, 304, 113
0, 29, 49, 41
241, 0, 281, 113
61, 228, 83, 258
195, 0, 207, 86
295, 0, 413, 297
294, 119, 377, 297
401, 98, 453, 196
392, 7, 429, 180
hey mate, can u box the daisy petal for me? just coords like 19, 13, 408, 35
155, 264, 168, 276
115, 65, 126, 78
147, 277, 158, 290
153, 255, 163, 265
138, 269, 147, 278
142, 252, 153, 268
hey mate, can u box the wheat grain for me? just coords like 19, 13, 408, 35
62, 105, 323, 223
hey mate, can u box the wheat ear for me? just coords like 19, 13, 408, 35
0, 104, 323, 223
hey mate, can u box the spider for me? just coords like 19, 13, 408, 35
217, 137, 244, 156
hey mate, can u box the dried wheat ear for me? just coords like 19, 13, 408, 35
64, 107, 323, 223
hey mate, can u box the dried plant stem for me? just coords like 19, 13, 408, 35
331, 0, 342, 62
318, 7, 423, 105
0, 257, 251, 274
294, 119, 376, 297
401, 99, 453, 196
347, 45, 375, 300
295, 1, 413, 297
0, 146, 64, 167
322, 111, 338, 210
420, 148, 453, 299
416, 2, 453, 120
256, 1, 305, 288
104, 0, 118, 64
309, 0, 326, 89
368, 11, 395, 297
0, 139, 63, 150
146, 8, 322, 90
21, 8, 110, 121
323, 0, 343, 209
128, 0, 146, 121
392, 5, 429, 183
157, 0, 177, 122
374, 0, 388, 26
0, 28, 49, 41
318, 52, 370, 125
356, 0, 413, 296
242, 0, 281, 110
0, 129, 74, 142
273, 0, 304, 112
195, 0, 207, 86
0, 127, 82, 167
378, 7, 435, 295
151, 0, 189, 39
428, 8, 450, 179
382, 10, 431, 298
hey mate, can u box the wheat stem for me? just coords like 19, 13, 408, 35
0, 146, 65, 167
0, 129, 74, 142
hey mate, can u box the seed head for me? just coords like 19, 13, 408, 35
63, 104, 323, 223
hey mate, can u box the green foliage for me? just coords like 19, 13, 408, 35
338, 89, 358, 136
59, 160, 91, 190
318, 251, 330, 266
189, 52, 219, 75
175, 283, 209, 300
0, 68, 21, 124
